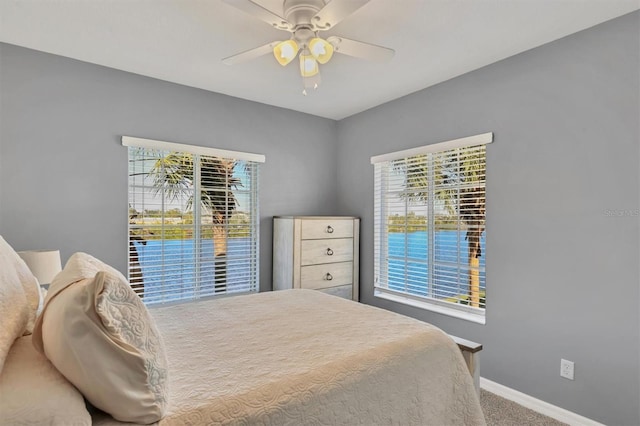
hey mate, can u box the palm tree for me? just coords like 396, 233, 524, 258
128, 209, 146, 298
147, 152, 242, 293
396, 147, 486, 308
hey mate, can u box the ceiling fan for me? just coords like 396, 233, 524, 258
221, 0, 395, 94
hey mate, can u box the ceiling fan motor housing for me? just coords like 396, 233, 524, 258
283, 0, 325, 28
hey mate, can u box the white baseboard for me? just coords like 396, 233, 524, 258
480, 377, 604, 426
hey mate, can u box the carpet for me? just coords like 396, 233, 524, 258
480, 389, 568, 426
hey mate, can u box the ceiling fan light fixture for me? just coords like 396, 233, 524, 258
308, 37, 334, 64
299, 50, 319, 77
273, 40, 299, 66
222, 0, 394, 92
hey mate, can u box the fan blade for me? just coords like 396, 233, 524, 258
222, 0, 292, 31
311, 0, 369, 31
222, 41, 280, 65
327, 36, 394, 62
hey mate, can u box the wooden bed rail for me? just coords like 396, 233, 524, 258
450, 335, 482, 395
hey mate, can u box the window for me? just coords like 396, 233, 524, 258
371, 132, 492, 324
124, 136, 265, 305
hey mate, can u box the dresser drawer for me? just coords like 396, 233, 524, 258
301, 219, 354, 240
300, 262, 353, 290
300, 238, 353, 265
317, 284, 353, 300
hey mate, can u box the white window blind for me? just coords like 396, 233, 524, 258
124, 137, 264, 305
372, 133, 492, 321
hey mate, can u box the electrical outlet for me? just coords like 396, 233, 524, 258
560, 359, 574, 380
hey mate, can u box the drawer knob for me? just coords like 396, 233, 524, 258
326, 248, 334, 256
325, 273, 333, 281
326, 225, 334, 234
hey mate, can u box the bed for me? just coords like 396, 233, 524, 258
0, 241, 485, 426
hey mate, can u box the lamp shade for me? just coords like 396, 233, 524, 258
309, 38, 334, 64
273, 40, 299, 66
18, 250, 62, 285
299, 50, 319, 77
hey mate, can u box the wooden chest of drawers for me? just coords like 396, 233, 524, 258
272, 216, 359, 301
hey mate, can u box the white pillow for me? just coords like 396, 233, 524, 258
0, 335, 91, 425
0, 236, 31, 373
32, 253, 169, 424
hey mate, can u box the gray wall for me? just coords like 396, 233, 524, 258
0, 43, 338, 292
336, 11, 639, 425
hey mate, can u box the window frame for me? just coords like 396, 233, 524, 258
371, 132, 493, 324
123, 136, 265, 305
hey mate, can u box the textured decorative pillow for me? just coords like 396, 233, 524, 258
0, 236, 31, 373
0, 335, 92, 425
32, 253, 169, 424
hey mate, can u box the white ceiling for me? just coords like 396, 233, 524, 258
1, 0, 638, 120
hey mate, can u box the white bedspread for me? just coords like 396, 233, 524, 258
93, 289, 485, 425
